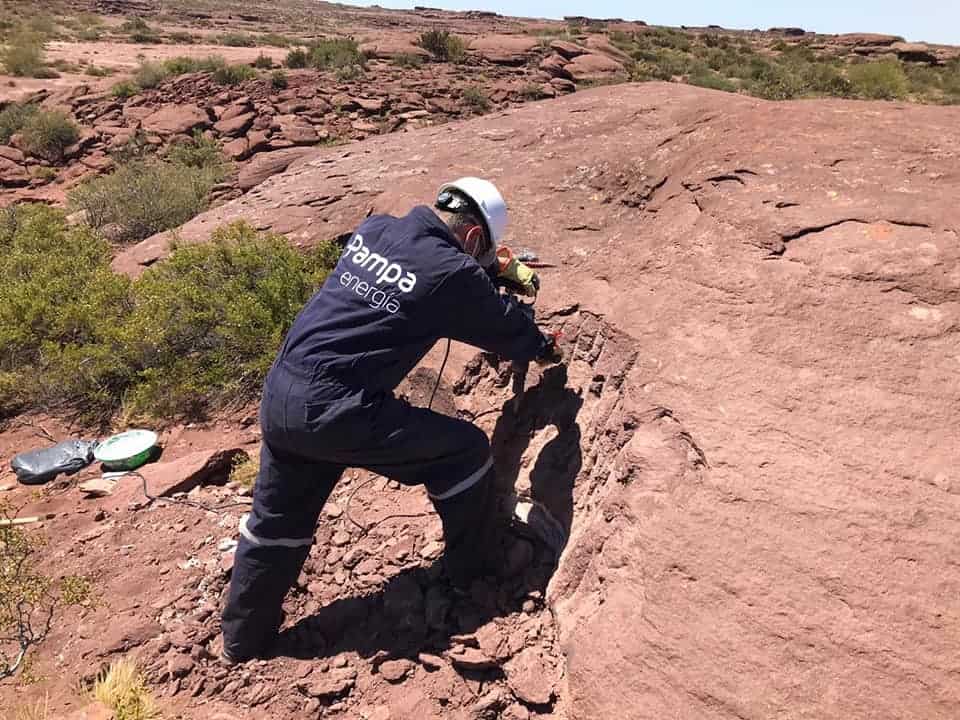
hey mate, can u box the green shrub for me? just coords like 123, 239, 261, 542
1, 206, 340, 421
168, 31, 196, 44
941, 60, 960, 103
84, 64, 115, 77
307, 37, 365, 70
253, 53, 274, 69
122, 17, 160, 44
31, 166, 58, 182
0, 102, 37, 143
520, 83, 546, 99
163, 54, 226, 75
393, 52, 424, 69
132, 60, 169, 89
0, 31, 46, 77
689, 69, 737, 92
747, 62, 805, 100
20, 110, 79, 162
848, 59, 909, 100
798, 61, 851, 97
118, 222, 338, 417
120, 17, 149, 33
111, 80, 139, 99
271, 68, 288, 90
212, 63, 257, 85
109, 129, 154, 164
417, 30, 467, 63
0, 204, 132, 416
69, 158, 222, 243
335, 63, 363, 82
285, 47, 308, 68
462, 85, 491, 112
229, 455, 259, 489
77, 26, 103, 41
257, 33, 292, 47
165, 130, 225, 172
218, 32, 256, 47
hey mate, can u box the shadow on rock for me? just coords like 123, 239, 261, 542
275, 368, 584, 667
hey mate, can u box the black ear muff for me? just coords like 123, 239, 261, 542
435, 189, 468, 213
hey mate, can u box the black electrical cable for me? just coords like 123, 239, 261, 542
126, 471, 253, 513
427, 338, 452, 411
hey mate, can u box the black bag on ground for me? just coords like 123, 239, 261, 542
11, 439, 98, 485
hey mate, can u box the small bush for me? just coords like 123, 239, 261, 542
77, 12, 104, 27
20, 110, 79, 162
212, 63, 257, 85
799, 62, 851, 97
335, 63, 363, 82
0, 102, 37, 143
132, 60, 169, 89
257, 33, 292, 47
166, 130, 225, 172
109, 130, 153, 164
393, 52, 424, 69
163, 54, 226, 76
1, 31, 46, 77
689, 68, 737, 92
31, 166, 58, 182
69, 158, 222, 243
121, 17, 160, 44
111, 81, 139, 99
0, 205, 132, 416
168, 31, 196, 44
120, 17, 149, 33
417, 30, 467, 63
271, 68, 288, 90
77, 26, 103, 41
462, 85, 491, 112
84, 64, 115, 77
520, 83, 546, 100
0, 497, 92, 680
218, 32, 256, 47
93, 659, 159, 720
26, 14, 57, 38
229, 455, 259, 489
253, 53, 274, 69
285, 47, 308, 68
307, 37, 365, 70
848, 59, 909, 100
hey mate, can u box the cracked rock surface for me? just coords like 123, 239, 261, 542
137, 83, 960, 719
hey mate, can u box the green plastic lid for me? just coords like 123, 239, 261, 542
94, 429, 159, 469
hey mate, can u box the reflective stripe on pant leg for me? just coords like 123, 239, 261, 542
428, 456, 494, 501
238, 513, 314, 548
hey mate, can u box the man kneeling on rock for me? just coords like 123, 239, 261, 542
220, 177, 564, 663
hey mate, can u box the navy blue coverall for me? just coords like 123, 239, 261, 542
221, 206, 549, 660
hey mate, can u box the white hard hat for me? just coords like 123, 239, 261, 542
436, 177, 508, 264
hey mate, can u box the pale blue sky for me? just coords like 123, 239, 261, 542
344, 1, 959, 45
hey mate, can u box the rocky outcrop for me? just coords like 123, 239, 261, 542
564, 52, 628, 82
141, 104, 210, 135
143, 83, 960, 719
892, 41, 938, 64
359, 39, 431, 61
0, 58, 572, 208
470, 35, 540, 65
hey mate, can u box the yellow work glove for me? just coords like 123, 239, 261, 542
496, 247, 539, 297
